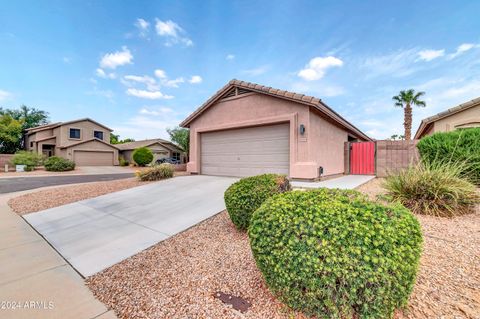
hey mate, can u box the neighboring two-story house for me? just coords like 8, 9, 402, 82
25, 118, 120, 166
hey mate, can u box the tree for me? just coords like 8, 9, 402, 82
167, 127, 189, 156
0, 105, 49, 130
392, 90, 426, 140
0, 114, 23, 153
132, 147, 153, 166
110, 133, 135, 144
389, 134, 405, 141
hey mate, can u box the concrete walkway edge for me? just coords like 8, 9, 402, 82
0, 194, 116, 319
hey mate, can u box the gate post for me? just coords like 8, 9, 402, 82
344, 142, 350, 175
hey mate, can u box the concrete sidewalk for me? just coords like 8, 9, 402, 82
291, 175, 375, 190
0, 193, 116, 319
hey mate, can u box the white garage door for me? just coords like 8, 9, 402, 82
74, 151, 114, 166
201, 123, 289, 177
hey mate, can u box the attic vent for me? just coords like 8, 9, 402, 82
237, 88, 251, 95
221, 87, 252, 100
222, 88, 237, 99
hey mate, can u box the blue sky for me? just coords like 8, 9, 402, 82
1, 0, 479, 140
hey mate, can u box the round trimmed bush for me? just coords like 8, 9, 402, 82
224, 174, 290, 231
248, 188, 423, 319
132, 147, 153, 166
44, 156, 75, 171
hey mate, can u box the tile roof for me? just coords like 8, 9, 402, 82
180, 79, 370, 141
414, 97, 480, 139
26, 118, 113, 134
114, 138, 183, 152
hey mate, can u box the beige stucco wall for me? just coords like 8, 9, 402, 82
59, 120, 110, 147
186, 92, 351, 179
120, 150, 134, 163
26, 128, 56, 152
309, 111, 348, 176
431, 104, 480, 134
62, 140, 119, 165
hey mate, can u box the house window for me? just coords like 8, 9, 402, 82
172, 152, 181, 161
69, 128, 81, 139
30, 141, 33, 148
94, 131, 104, 140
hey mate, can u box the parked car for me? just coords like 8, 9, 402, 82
155, 157, 181, 165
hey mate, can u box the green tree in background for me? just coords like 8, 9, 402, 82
167, 127, 189, 157
0, 105, 49, 130
0, 105, 50, 152
110, 133, 135, 144
0, 114, 23, 153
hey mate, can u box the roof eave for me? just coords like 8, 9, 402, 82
180, 79, 371, 141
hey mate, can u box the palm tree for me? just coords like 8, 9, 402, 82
392, 89, 426, 140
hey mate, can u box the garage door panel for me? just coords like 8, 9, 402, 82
200, 123, 289, 177
74, 151, 114, 166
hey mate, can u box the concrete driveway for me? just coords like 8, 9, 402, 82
24, 175, 236, 277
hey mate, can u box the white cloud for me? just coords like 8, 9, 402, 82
139, 107, 174, 116
360, 49, 418, 78
448, 43, 478, 59
241, 65, 269, 76
162, 77, 184, 88
298, 56, 343, 81
226, 54, 235, 60
86, 88, 115, 101
155, 19, 193, 47
62, 57, 72, 64
417, 49, 444, 61
0, 90, 11, 101
154, 69, 167, 79
100, 46, 133, 69
113, 107, 185, 140
134, 18, 150, 37
126, 88, 173, 100
189, 75, 202, 84
96, 68, 116, 79
123, 75, 158, 90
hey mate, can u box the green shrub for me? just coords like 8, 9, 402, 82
224, 174, 291, 231
417, 128, 480, 184
132, 147, 153, 166
11, 151, 44, 170
384, 160, 479, 217
248, 188, 423, 319
119, 156, 129, 167
136, 163, 174, 181
44, 156, 75, 171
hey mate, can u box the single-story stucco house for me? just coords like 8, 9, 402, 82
115, 139, 186, 164
180, 79, 371, 180
25, 118, 120, 166
414, 97, 480, 139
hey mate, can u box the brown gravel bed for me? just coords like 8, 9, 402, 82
87, 212, 305, 319
87, 178, 480, 319
8, 178, 150, 215
8, 172, 190, 215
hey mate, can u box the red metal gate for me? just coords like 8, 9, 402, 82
350, 142, 375, 175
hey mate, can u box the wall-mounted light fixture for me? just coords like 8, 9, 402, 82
299, 124, 306, 135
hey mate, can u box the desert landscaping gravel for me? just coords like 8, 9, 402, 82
87, 178, 480, 319
8, 172, 189, 215
8, 178, 149, 215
